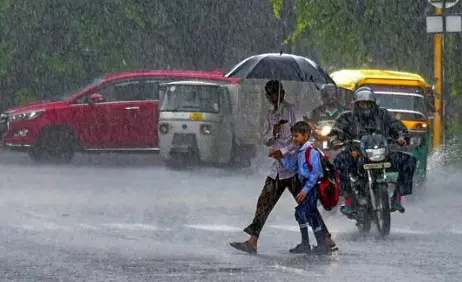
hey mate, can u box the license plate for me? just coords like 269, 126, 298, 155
410, 137, 421, 145
363, 162, 391, 170
172, 133, 196, 146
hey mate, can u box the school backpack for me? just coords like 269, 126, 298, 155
305, 146, 340, 211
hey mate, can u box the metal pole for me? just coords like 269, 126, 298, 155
442, 0, 446, 148
432, 6, 444, 150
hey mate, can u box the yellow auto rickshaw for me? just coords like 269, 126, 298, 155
330, 69, 435, 186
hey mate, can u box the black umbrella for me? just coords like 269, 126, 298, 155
225, 53, 334, 84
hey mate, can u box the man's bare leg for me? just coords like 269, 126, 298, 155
230, 177, 286, 254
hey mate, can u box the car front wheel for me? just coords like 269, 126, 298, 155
29, 127, 77, 164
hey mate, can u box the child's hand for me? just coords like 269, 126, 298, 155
296, 191, 307, 203
269, 149, 283, 159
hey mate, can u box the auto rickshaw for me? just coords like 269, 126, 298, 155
159, 80, 237, 165
330, 69, 435, 186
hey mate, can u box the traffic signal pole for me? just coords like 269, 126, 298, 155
432, 5, 444, 149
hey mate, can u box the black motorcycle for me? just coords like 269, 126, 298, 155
334, 132, 394, 237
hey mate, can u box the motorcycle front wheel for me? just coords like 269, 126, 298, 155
356, 206, 371, 233
375, 183, 391, 237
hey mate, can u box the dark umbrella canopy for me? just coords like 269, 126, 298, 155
225, 53, 334, 84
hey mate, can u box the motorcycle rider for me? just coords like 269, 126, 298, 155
330, 86, 417, 214
304, 83, 349, 127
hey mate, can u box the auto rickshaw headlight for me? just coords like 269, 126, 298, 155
200, 124, 212, 135
414, 122, 424, 129
159, 123, 169, 134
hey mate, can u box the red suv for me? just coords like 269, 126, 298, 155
0, 69, 231, 163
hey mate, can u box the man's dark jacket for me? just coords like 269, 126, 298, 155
331, 106, 408, 141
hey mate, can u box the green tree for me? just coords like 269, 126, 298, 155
271, 0, 462, 134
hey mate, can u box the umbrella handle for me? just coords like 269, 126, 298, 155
274, 120, 288, 139
277, 85, 282, 117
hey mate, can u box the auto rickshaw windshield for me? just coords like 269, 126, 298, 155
160, 85, 221, 113
375, 92, 426, 113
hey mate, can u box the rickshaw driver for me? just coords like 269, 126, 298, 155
304, 84, 349, 127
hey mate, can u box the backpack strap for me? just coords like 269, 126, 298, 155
304, 145, 314, 172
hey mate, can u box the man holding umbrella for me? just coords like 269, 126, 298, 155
230, 80, 336, 254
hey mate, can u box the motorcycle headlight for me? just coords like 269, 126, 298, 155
320, 125, 332, 136
9, 110, 44, 122
365, 148, 386, 161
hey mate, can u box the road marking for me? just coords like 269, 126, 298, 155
392, 228, 429, 235
101, 223, 170, 231
78, 223, 101, 230
272, 264, 323, 277
267, 225, 299, 232
183, 224, 242, 232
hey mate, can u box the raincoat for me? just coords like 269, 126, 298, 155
332, 106, 417, 195
331, 106, 408, 141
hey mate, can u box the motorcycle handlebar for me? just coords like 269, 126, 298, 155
333, 137, 403, 148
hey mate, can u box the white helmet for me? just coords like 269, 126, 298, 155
354, 86, 376, 104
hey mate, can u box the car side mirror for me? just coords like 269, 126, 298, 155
89, 93, 104, 104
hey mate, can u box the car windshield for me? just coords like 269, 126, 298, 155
49, 77, 104, 100
375, 93, 426, 113
160, 84, 221, 113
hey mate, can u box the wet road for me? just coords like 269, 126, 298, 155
0, 150, 461, 281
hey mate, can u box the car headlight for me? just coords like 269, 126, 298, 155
9, 110, 44, 122
365, 148, 386, 161
159, 123, 169, 134
320, 125, 332, 136
200, 124, 212, 135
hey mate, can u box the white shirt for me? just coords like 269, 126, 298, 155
262, 100, 302, 180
